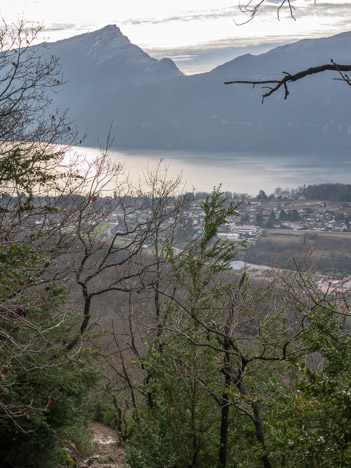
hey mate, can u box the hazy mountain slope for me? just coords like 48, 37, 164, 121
41, 27, 351, 151
40, 25, 182, 141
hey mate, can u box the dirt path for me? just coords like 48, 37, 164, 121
78, 421, 128, 468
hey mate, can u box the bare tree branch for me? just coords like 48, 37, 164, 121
236, 0, 317, 24
225, 60, 351, 102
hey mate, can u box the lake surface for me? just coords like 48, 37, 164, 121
77, 147, 351, 196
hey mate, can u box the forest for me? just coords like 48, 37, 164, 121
301, 183, 351, 202
1, 17, 351, 468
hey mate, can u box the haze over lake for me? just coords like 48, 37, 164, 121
79, 147, 351, 195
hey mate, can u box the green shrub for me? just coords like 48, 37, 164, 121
92, 400, 116, 428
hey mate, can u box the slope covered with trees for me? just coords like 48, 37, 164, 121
1, 11, 351, 468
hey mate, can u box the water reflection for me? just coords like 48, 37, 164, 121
75, 147, 351, 195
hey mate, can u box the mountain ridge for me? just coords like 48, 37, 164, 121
38, 26, 351, 151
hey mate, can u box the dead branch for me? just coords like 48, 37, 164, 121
236, 0, 316, 24
225, 60, 351, 102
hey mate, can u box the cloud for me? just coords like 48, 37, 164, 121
294, 1, 351, 16
167, 54, 199, 62
231, 0, 351, 22
123, 7, 235, 26
122, 1, 351, 32
146, 32, 310, 57
147, 40, 287, 74
43, 23, 80, 32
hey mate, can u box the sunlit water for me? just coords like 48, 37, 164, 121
75, 146, 351, 196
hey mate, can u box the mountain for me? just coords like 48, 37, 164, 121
40, 25, 183, 142
41, 26, 351, 151
46, 25, 182, 85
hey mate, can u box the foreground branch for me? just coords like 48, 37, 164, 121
225, 60, 351, 102
236, 0, 316, 24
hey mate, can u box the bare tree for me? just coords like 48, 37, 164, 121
84, 167, 197, 423
0, 21, 78, 145
0, 21, 98, 427
63, 162, 190, 352
0, 150, 114, 424
0, 22, 190, 425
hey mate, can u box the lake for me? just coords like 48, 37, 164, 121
76, 147, 351, 196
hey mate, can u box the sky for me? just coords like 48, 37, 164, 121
1, 0, 350, 74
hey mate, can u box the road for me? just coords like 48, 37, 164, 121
264, 229, 351, 239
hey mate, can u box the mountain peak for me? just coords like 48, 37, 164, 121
90, 24, 128, 40
99, 24, 120, 32
40, 24, 182, 91
82, 24, 132, 51
46, 24, 132, 52
45, 24, 148, 67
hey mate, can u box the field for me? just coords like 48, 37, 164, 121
238, 229, 351, 276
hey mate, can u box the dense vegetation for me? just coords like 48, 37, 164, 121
190, 183, 351, 203
301, 183, 351, 201
120, 192, 351, 468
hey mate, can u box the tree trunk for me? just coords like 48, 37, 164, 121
236, 376, 272, 468
219, 399, 230, 468
252, 402, 273, 468
80, 288, 92, 334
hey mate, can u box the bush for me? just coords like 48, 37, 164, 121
92, 400, 116, 428
0, 358, 98, 467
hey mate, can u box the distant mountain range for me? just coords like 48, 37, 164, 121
40, 25, 351, 151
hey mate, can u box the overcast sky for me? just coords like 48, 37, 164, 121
1, 0, 350, 73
